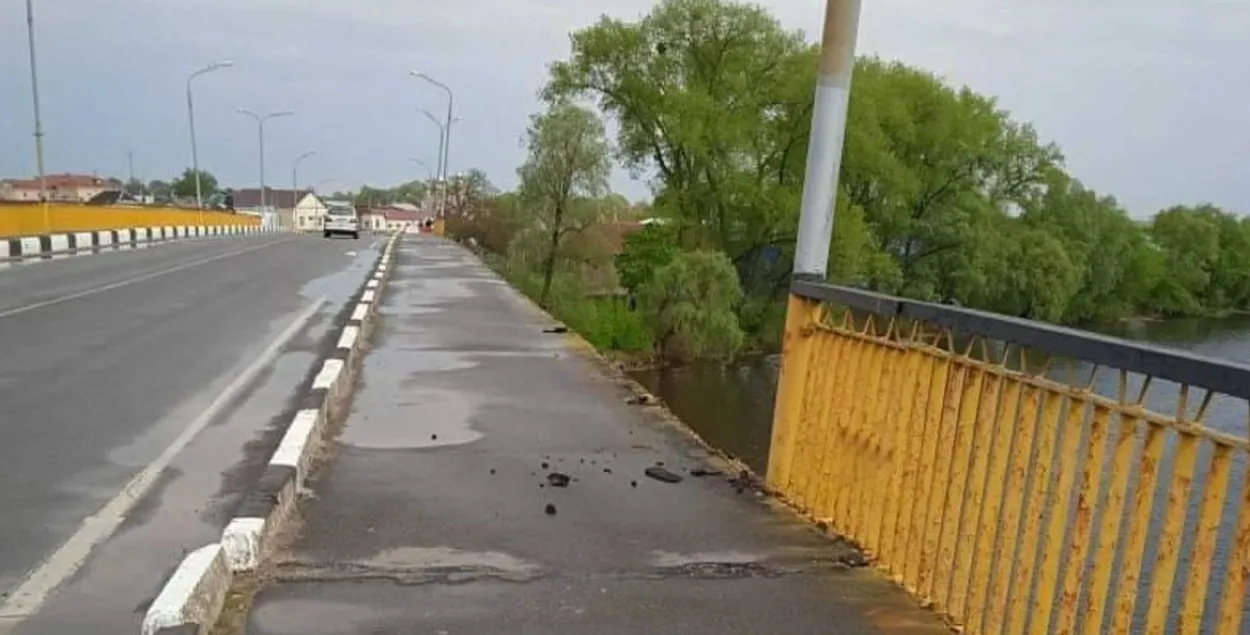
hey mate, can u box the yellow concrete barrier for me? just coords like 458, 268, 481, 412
769, 285, 1250, 635
0, 204, 259, 238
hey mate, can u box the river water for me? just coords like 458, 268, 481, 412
628, 314, 1250, 633
629, 314, 1250, 474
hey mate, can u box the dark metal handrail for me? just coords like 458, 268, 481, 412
793, 279, 1250, 402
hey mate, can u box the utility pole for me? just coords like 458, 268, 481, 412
25, 0, 47, 205
127, 150, 135, 191
792, 0, 862, 280
767, 0, 863, 491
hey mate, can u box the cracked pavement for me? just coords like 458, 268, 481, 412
237, 237, 950, 635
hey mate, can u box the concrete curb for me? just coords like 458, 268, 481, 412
139, 232, 402, 635
0, 223, 276, 264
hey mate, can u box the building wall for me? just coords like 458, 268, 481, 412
294, 196, 329, 232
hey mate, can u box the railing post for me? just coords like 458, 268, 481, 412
766, 294, 821, 491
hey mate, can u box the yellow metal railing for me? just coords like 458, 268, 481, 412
769, 281, 1250, 635
0, 204, 257, 238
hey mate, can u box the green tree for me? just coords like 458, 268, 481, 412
637, 250, 744, 361
517, 102, 611, 309
616, 223, 680, 294
170, 169, 217, 199
545, 0, 814, 287
147, 180, 172, 203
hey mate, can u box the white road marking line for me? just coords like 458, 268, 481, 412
350, 303, 368, 321
0, 296, 326, 629
0, 238, 289, 320
361, 290, 376, 303
366, 279, 379, 289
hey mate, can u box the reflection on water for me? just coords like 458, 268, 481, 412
629, 314, 1250, 634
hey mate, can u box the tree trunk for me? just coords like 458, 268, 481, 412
539, 202, 565, 309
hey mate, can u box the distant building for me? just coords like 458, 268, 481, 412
0, 173, 114, 203
373, 203, 435, 232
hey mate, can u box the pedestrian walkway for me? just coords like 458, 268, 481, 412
243, 236, 950, 635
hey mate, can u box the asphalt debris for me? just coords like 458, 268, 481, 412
644, 466, 683, 484
545, 503, 558, 515
541, 462, 550, 469
625, 393, 657, 406
690, 468, 722, 477
490, 468, 497, 475
728, 469, 760, 495
547, 472, 571, 487
603, 468, 613, 474
430, 434, 438, 440
543, 326, 569, 334
630, 480, 638, 488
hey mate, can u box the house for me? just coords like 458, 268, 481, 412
293, 195, 330, 231
373, 204, 436, 233
0, 173, 115, 203
231, 187, 323, 230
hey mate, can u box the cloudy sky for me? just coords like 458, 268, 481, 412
0, 0, 1245, 216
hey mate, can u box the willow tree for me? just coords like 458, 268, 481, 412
517, 102, 611, 309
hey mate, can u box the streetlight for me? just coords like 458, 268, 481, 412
410, 71, 455, 217
408, 158, 433, 181
237, 109, 293, 222
24, 0, 46, 207
412, 107, 447, 181
292, 150, 315, 199
186, 60, 234, 211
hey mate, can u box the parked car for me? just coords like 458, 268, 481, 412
323, 203, 360, 239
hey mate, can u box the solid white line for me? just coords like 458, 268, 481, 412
312, 359, 344, 391
0, 295, 326, 627
0, 238, 287, 320
337, 325, 359, 350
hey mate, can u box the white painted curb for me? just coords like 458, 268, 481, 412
140, 544, 230, 635
138, 232, 402, 633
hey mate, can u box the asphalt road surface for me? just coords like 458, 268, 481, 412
0, 233, 380, 633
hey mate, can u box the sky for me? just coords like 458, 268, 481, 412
0, 0, 1246, 217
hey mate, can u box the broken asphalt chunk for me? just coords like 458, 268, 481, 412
690, 468, 722, 477
644, 466, 683, 484
545, 503, 558, 515
547, 472, 571, 487
542, 326, 569, 334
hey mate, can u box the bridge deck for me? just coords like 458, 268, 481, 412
239, 236, 947, 635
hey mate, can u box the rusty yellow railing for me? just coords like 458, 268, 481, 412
769, 281, 1250, 635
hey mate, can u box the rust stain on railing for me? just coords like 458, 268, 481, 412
768, 282, 1250, 635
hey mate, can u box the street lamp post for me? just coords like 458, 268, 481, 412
292, 150, 315, 200
24, 0, 47, 207
410, 71, 455, 217
408, 158, 434, 181
186, 60, 234, 211
291, 151, 315, 231
237, 109, 293, 226
414, 108, 446, 182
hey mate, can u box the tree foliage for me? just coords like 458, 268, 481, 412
636, 250, 745, 361
517, 102, 612, 308
170, 169, 217, 199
